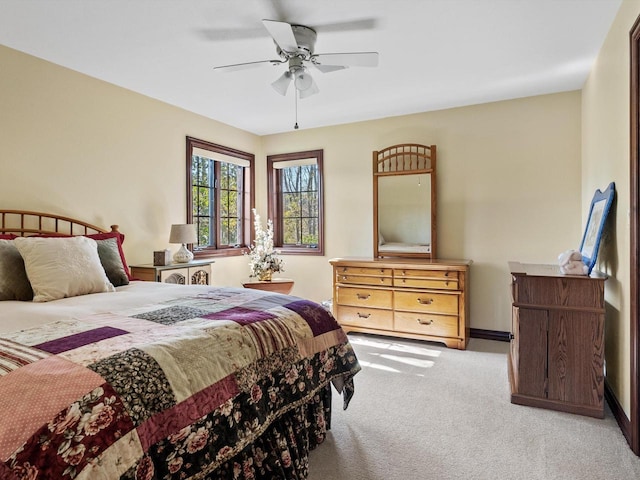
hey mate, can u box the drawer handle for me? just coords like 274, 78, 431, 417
341, 276, 348, 281
357, 312, 371, 319
357, 293, 371, 300
341, 267, 348, 273
417, 318, 433, 325
417, 298, 433, 305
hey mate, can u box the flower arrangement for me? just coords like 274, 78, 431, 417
246, 209, 284, 281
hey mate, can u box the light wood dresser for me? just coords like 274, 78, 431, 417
508, 262, 607, 418
330, 258, 472, 349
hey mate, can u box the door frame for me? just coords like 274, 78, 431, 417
629, 14, 640, 457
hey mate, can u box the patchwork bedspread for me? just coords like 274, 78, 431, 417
0, 286, 360, 480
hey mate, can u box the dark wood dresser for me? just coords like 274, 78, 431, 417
508, 262, 607, 418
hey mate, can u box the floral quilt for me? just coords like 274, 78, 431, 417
0, 287, 360, 480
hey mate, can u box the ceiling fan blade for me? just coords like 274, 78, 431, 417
264, 0, 376, 32
266, 0, 292, 23
313, 64, 347, 74
314, 18, 377, 33
198, 19, 377, 43
313, 52, 379, 68
213, 59, 283, 72
262, 19, 298, 53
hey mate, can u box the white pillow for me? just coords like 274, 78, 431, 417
378, 231, 386, 245
14, 236, 115, 302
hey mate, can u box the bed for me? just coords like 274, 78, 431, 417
377, 241, 431, 255
0, 210, 360, 480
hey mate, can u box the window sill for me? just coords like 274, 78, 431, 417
194, 247, 249, 259
278, 246, 324, 256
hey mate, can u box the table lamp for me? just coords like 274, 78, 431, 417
169, 224, 197, 263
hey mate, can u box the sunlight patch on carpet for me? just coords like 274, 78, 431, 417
358, 359, 401, 373
349, 335, 442, 358
377, 353, 435, 369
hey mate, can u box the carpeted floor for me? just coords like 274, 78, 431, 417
309, 334, 640, 480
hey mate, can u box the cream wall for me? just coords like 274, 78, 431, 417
262, 92, 583, 332
0, 44, 260, 286
1, 44, 582, 336
582, 0, 640, 418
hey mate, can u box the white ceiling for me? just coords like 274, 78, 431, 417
0, 0, 623, 135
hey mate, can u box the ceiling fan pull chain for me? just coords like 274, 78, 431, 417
294, 90, 299, 130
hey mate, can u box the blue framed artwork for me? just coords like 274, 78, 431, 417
579, 182, 615, 274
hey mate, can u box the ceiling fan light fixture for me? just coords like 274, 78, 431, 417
271, 71, 292, 95
293, 67, 313, 91
299, 78, 319, 99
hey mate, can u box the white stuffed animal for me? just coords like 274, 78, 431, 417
557, 249, 588, 275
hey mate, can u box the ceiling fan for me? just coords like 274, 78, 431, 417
213, 19, 379, 99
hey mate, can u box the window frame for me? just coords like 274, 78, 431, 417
267, 149, 324, 256
186, 136, 255, 258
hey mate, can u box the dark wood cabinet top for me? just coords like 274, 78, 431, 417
508, 261, 607, 280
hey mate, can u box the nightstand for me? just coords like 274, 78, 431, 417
130, 259, 214, 285
242, 278, 294, 294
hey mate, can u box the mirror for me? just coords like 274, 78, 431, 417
373, 144, 436, 259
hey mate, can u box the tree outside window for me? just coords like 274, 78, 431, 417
187, 137, 254, 257
267, 150, 324, 255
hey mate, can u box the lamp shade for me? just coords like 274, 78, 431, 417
271, 71, 292, 96
294, 68, 313, 91
299, 77, 319, 99
169, 224, 197, 244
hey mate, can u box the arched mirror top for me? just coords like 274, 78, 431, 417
373, 143, 437, 259
374, 143, 435, 175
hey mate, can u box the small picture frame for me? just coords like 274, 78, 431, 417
579, 182, 615, 274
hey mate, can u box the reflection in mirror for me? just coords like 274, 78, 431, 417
378, 174, 431, 247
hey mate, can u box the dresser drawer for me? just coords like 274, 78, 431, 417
336, 266, 392, 277
394, 312, 459, 337
394, 269, 458, 280
337, 306, 393, 330
394, 291, 459, 315
393, 269, 459, 289
336, 286, 392, 309
394, 277, 458, 290
337, 274, 392, 287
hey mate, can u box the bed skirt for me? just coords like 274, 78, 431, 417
170, 385, 332, 480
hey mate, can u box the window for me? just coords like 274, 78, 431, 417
267, 150, 324, 255
186, 136, 254, 257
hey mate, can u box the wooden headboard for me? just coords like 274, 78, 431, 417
0, 210, 119, 236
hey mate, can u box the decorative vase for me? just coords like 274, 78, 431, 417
258, 270, 273, 281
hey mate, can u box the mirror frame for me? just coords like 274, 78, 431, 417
373, 144, 437, 259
